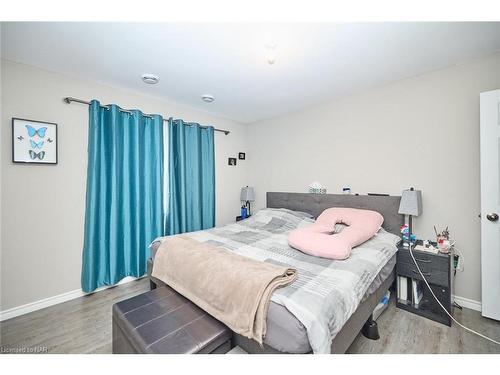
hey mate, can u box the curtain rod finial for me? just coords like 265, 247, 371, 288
63, 97, 71, 104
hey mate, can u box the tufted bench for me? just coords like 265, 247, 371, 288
112, 286, 232, 354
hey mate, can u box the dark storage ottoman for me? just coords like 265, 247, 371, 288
112, 286, 232, 354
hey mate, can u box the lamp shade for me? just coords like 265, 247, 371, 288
240, 186, 255, 202
398, 188, 423, 216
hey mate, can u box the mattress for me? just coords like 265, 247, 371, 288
149, 226, 397, 354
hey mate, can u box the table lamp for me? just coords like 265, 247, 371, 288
240, 186, 255, 216
398, 187, 423, 244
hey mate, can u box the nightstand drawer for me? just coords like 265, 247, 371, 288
397, 249, 449, 271
396, 262, 449, 287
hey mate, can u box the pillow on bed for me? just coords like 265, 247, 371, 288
287, 207, 384, 260
242, 208, 315, 232
250, 208, 313, 223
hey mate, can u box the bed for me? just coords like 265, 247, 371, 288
148, 192, 403, 353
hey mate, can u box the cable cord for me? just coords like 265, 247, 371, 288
409, 244, 500, 346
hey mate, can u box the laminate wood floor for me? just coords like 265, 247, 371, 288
1, 279, 499, 354
0, 278, 149, 354
348, 298, 500, 354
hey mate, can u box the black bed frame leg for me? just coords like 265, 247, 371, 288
149, 280, 157, 290
361, 314, 380, 340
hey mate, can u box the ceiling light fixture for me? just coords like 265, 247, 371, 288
266, 43, 277, 65
201, 94, 215, 103
141, 74, 159, 84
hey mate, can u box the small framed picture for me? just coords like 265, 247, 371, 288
238, 152, 246, 160
12, 118, 58, 164
228, 157, 237, 166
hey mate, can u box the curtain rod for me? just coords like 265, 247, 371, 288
63, 97, 230, 135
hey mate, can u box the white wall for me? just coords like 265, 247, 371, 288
248, 53, 500, 303
0, 60, 249, 311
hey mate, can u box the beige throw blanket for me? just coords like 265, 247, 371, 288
151, 236, 297, 344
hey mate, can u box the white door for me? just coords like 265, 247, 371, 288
480, 89, 500, 321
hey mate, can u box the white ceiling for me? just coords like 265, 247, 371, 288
2, 22, 500, 123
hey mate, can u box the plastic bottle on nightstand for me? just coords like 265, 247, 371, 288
240, 206, 248, 219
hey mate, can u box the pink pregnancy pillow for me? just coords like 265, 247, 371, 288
288, 207, 384, 260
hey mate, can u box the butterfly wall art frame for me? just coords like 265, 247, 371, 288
12, 118, 58, 164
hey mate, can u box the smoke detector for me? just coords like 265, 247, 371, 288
141, 74, 159, 84
201, 94, 215, 103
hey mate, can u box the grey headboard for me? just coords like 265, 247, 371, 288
266, 192, 404, 235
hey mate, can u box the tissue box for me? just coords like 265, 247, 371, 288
308, 182, 326, 194
309, 187, 327, 194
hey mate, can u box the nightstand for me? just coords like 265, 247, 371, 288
395, 240, 453, 326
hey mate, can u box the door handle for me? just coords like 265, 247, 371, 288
486, 213, 499, 222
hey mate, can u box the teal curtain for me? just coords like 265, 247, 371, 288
167, 119, 215, 234
81, 100, 164, 293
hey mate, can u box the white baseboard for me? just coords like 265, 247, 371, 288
0, 276, 143, 322
453, 295, 482, 312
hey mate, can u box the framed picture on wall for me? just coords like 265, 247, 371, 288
12, 118, 58, 165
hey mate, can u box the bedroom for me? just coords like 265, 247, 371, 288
1, 0, 500, 372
